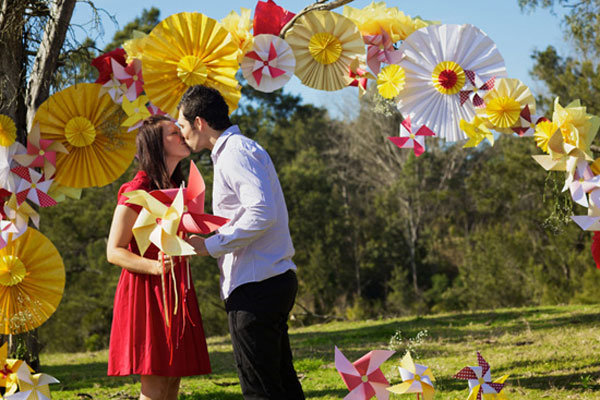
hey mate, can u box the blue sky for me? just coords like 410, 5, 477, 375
71, 0, 568, 117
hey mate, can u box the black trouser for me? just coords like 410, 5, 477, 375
225, 269, 305, 400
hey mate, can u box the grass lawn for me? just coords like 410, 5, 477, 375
40, 304, 600, 399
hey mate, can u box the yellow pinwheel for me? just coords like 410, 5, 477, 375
33, 82, 135, 188
552, 97, 600, 155
0, 228, 65, 335
141, 12, 240, 117
460, 116, 495, 148
46, 182, 82, 203
0, 343, 26, 396
123, 187, 196, 256
387, 352, 435, 400
9, 362, 59, 400
121, 95, 151, 132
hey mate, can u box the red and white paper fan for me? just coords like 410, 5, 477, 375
242, 34, 295, 92
397, 24, 507, 142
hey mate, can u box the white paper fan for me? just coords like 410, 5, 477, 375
396, 24, 507, 142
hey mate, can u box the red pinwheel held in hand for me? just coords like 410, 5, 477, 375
150, 161, 229, 234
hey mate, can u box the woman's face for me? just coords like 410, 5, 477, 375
161, 121, 190, 161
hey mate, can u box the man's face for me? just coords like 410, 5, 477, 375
177, 108, 203, 152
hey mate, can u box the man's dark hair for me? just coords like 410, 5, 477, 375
178, 85, 232, 131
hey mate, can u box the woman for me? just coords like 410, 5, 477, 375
106, 115, 211, 400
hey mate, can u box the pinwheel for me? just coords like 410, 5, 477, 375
342, 2, 431, 42
348, 57, 375, 97
91, 48, 127, 84
241, 34, 295, 92
149, 161, 229, 234
363, 30, 403, 75
47, 182, 82, 203
0, 114, 17, 147
100, 75, 128, 104
0, 227, 65, 334
0, 141, 26, 193
552, 97, 600, 155
511, 105, 546, 137
459, 71, 495, 108
335, 346, 394, 400
123, 186, 195, 256
285, 10, 365, 91
397, 24, 507, 142
453, 352, 507, 400
532, 120, 593, 173
141, 12, 240, 117
388, 116, 435, 157
221, 8, 254, 62
12, 123, 68, 178
0, 343, 25, 394
121, 95, 151, 132
478, 78, 536, 133
111, 58, 144, 101
387, 352, 435, 400
567, 159, 600, 207
460, 116, 495, 148
3, 194, 39, 235
377, 64, 405, 99
253, 0, 295, 36
33, 82, 136, 188
11, 167, 56, 207
5, 365, 59, 400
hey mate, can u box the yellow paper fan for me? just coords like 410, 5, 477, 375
0, 228, 65, 334
0, 115, 17, 147
34, 83, 135, 188
141, 12, 241, 117
478, 78, 536, 133
285, 10, 365, 91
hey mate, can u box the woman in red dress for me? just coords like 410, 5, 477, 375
106, 115, 211, 400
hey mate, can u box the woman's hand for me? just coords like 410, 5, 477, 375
150, 253, 175, 275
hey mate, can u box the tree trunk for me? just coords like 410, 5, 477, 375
25, 0, 76, 130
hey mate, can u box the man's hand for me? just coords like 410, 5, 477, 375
188, 235, 210, 256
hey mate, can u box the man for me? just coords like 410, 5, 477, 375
177, 85, 305, 400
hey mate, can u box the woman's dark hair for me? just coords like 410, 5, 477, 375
178, 85, 231, 131
136, 115, 184, 190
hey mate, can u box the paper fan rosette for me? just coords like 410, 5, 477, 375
141, 12, 240, 117
285, 10, 365, 91
33, 83, 135, 188
242, 34, 295, 92
477, 78, 536, 134
0, 227, 65, 334
397, 24, 507, 142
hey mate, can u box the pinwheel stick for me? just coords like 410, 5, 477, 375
280, 0, 355, 38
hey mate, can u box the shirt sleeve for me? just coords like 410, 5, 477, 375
204, 142, 277, 258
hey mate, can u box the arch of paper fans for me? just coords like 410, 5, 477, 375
0, 1, 597, 398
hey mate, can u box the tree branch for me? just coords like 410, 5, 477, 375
280, 0, 355, 38
25, 0, 76, 130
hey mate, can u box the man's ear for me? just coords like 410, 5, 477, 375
194, 116, 204, 131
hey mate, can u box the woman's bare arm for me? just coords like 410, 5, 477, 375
106, 204, 171, 275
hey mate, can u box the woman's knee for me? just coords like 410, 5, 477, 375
140, 375, 169, 400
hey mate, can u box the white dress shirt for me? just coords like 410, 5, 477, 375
204, 125, 296, 300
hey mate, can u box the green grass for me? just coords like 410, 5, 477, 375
40, 304, 600, 399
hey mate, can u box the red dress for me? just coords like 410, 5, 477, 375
108, 170, 211, 376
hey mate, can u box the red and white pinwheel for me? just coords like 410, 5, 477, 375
13, 123, 68, 178
150, 161, 229, 234
363, 31, 403, 75
335, 346, 394, 400
453, 352, 506, 400
0, 142, 26, 194
459, 70, 495, 108
91, 48, 127, 84
511, 105, 546, 137
388, 116, 436, 157
111, 58, 144, 101
348, 58, 375, 97
11, 167, 56, 208
241, 34, 295, 93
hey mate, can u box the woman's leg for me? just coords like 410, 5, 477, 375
165, 377, 181, 400
140, 375, 170, 400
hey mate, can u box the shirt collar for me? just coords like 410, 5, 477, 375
211, 125, 241, 163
